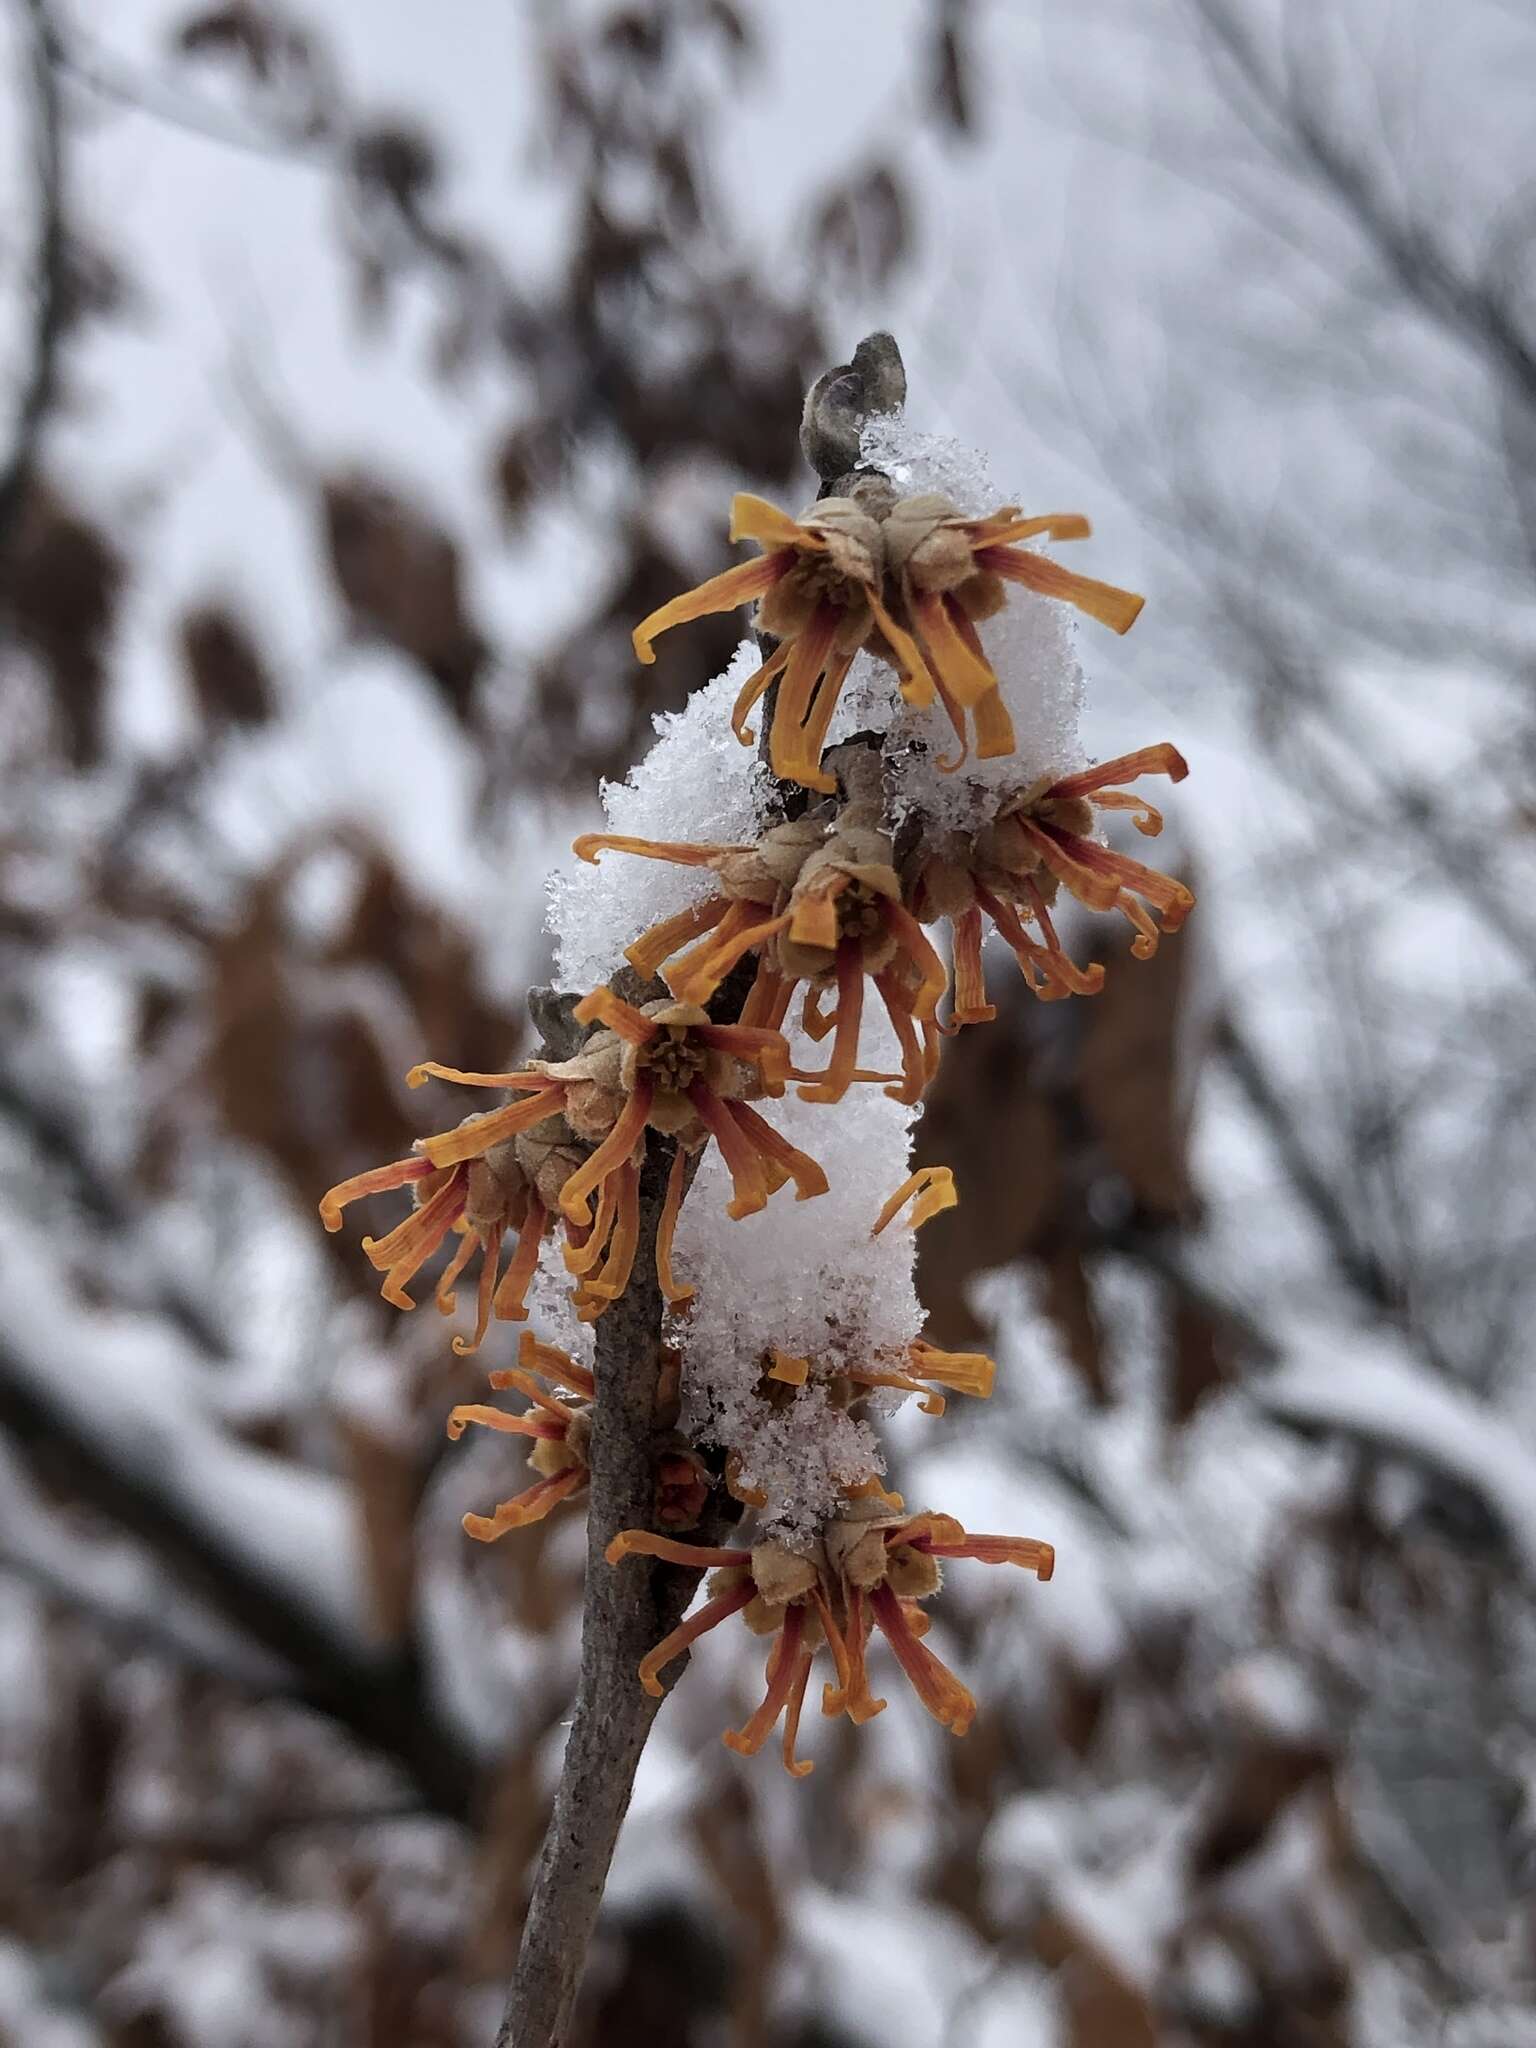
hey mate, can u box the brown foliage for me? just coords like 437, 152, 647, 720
179, 601, 275, 731
0, 479, 124, 768
320, 473, 488, 718
915, 887, 1231, 1417
201, 835, 521, 1233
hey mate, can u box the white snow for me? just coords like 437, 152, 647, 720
548, 649, 775, 991
1255, 1333, 1536, 1577
787, 1886, 999, 2048
0, 1939, 99, 2048
100, 1875, 356, 2048
841, 410, 1088, 833
0, 1233, 369, 1654
671, 1016, 923, 1541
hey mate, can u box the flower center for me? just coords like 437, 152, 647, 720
642, 1029, 709, 1093
797, 557, 861, 610
836, 880, 885, 940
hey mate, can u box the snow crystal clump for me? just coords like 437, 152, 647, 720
548, 645, 773, 990
522, 1257, 597, 1374
859, 413, 1006, 511
837, 410, 1087, 836
672, 1011, 923, 1540
713, 1386, 883, 1549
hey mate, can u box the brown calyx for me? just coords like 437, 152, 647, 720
463, 1144, 531, 1232
513, 1115, 590, 1212
823, 1507, 943, 1600
528, 1406, 592, 1482
756, 498, 884, 651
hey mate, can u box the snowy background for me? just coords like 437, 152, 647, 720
3, 1, 1536, 2043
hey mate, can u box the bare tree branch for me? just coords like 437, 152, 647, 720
1214, 1012, 1408, 1328
0, 0, 65, 567
0, 1329, 480, 1819
57, 23, 335, 166
496, 1139, 722, 2048
1182, 0, 1536, 413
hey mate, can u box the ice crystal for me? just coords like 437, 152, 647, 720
842, 410, 1087, 834
548, 647, 774, 989
670, 1012, 922, 1540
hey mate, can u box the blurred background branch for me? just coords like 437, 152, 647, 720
0, 0, 64, 565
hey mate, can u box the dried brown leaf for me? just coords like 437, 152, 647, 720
338, 1417, 419, 1648
1075, 879, 1200, 1221
0, 481, 125, 769
320, 472, 488, 718
179, 601, 275, 731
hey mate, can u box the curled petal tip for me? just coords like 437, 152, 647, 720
847, 1696, 887, 1726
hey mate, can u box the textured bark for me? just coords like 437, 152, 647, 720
496, 1138, 711, 2047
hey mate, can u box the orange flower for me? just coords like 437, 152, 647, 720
609, 1503, 1053, 1763
571, 816, 824, 986
822, 1507, 1055, 1737
872, 1165, 958, 1236
320, 1137, 558, 1345
575, 797, 946, 1108
882, 494, 1144, 769
606, 1531, 845, 1778
762, 1334, 994, 1418
905, 743, 1194, 1020
447, 1334, 713, 1540
631, 492, 935, 793
447, 1332, 597, 1539
392, 994, 824, 1318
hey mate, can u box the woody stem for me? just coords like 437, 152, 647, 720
498, 330, 907, 2045
496, 1131, 714, 2048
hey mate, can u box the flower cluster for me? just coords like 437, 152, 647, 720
632, 490, 1143, 787
608, 1504, 1054, 1763
320, 439, 1193, 1773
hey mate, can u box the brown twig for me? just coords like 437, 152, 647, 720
0, 1328, 479, 1817
0, 0, 65, 570
496, 1138, 712, 2047
497, 337, 907, 2046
